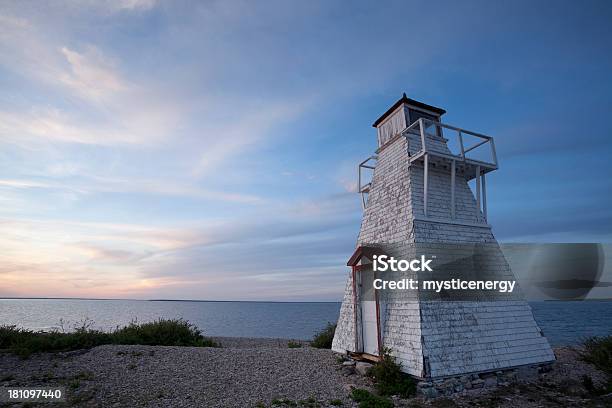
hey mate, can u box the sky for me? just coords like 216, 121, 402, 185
0, 0, 611, 301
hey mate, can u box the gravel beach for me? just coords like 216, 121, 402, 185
0, 338, 369, 408
1, 339, 610, 408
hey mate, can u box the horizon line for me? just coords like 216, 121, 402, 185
0, 296, 342, 303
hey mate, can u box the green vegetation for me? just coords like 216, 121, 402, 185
310, 322, 336, 349
0, 318, 220, 357
350, 388, 393, 408
582, 335, 612, 395
287, 340, 302, 348
111, 319, 219, 347
368, 349, 416, 398
367, 349, 416, 398
329, 398, 343, 406
347, 350, 416, 407
267, 396, 321, 407
298, 396, 318, 408
582, 335, 611, 376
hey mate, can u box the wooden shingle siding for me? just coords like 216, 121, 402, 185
331, 272, 357, 353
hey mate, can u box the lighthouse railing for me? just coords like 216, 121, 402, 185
358, 156, 377, 209
402, 118, 495, 221
403, 118, 498, 170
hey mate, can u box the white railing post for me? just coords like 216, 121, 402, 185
482, 171, 487, 222
490, 138, 498, 168
424, 153, 429, 217
450, 159, 456, 219
419, 118, 427, 154
475, 165, 481, 217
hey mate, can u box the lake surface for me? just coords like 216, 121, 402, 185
1, 299, 610, 346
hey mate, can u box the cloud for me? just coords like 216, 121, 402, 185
106, 0, 157, 12
0, 175, 262, 203
0, 109, 144, 146
191, 96, 312, 177
59, 46, 127, 101
0, 190, 360, 300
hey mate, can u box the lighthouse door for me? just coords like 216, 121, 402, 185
359, 269, 379, 355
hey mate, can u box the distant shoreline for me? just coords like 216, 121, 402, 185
0, 297, 342, 303
2, 297, 612, 302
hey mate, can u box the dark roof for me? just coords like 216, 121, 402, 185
372, 93, 446, 128
347, 246, 389, 266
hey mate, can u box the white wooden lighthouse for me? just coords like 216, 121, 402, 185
332, 94, 555, 382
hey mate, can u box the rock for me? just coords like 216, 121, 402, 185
341, 366, 355, 376
482, 374, 497, 387
538, 363, 553, 373
472, 379, 484, 389
417, 381, 433, 389
517, 366, 539, 382
342, 361, 356, 366
355, 361, 373, 376
500, 372, 517, 385
419, 386, 439, 398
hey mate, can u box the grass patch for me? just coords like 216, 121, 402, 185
329, 399, 343, 406
271, 397, 298, 406
298, 396, 319, 407
582, 335, 611, 376
310, 322, 336, 349
74, 371, 93, 381
0, 318, 220, 357
350, 388, 393, 408
287, 341, 302, 348
367, 349, 416, 398
268, 397, 321, 407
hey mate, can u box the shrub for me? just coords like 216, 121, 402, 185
582, 336, 611, 376
350, 388, 393, 408
287, 341, 302, 348
0, 324, 111, 358
582, 335, 612, 395
111, 319, 219, 347
311, 323, 336, 349
367, 349, 416, 398
0, 319, 219, 357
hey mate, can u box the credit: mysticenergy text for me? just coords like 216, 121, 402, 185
371, 255, 516, 293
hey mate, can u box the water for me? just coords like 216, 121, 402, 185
1, 299, 610, 345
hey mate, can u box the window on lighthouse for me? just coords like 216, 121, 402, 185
408, 109, 438, 126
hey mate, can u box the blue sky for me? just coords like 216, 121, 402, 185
0, 0, 611, 301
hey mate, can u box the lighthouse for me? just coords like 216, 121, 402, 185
332, 94, 555, 384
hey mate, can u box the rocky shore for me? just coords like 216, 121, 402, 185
0, 338, 610, 407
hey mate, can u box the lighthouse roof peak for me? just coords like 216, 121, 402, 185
372, 93, 446, 128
